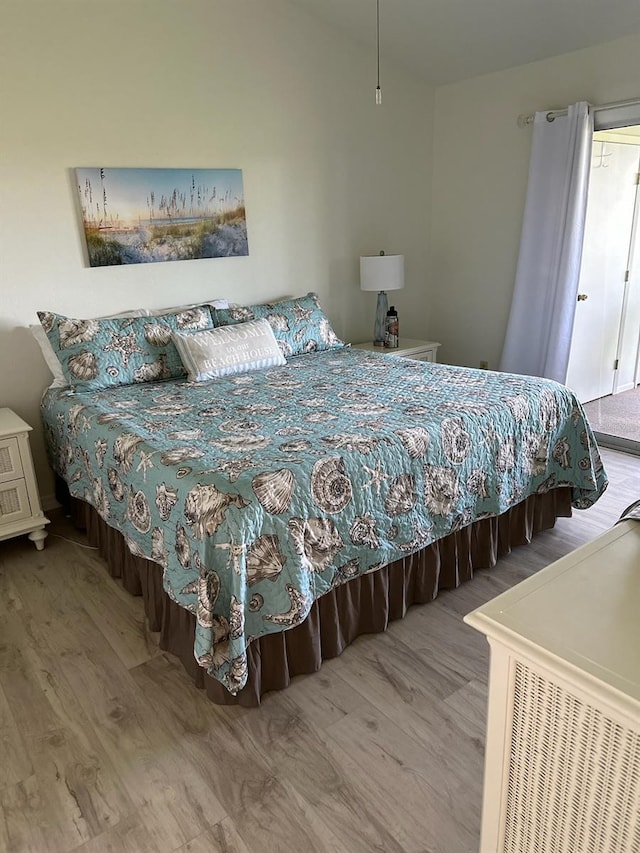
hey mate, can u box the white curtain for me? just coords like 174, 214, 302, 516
499, 101, 593, 383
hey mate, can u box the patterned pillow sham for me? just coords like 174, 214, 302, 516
30, 307, 152, 388
213, 292, 345, 357
37, 306, 213, 391
173, 318, 286, 382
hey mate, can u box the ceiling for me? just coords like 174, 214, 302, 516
288, 0, 640, 86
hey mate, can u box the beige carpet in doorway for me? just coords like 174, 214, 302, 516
582, 385, 640, 442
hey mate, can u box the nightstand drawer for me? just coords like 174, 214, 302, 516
0, 436, 24, 484
404, 350, 436, 362
0, 479, 31, 523
353, 339, 441, 362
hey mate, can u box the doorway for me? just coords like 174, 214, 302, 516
566, 126, 640, 452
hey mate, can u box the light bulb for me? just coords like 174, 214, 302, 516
376, 86, 382, 106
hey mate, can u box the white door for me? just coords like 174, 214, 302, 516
566, 141, 640, 403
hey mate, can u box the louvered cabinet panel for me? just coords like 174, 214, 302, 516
0, 436, 23, 483
465, 522, 640, 853
0, 479, 31, 523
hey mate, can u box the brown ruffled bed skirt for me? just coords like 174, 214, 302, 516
65, 484, 572, 706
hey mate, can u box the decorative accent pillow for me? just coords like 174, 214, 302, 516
172, 318, 286, 381
213, 292, 345, 357
37, 306, 213, 391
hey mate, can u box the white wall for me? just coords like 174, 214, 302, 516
0, 0, 434, 502
431, 32, 640, 370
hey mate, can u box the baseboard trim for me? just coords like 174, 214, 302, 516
594, 432, 640, 457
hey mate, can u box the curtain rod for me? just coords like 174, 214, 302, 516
517, 96, 640, 128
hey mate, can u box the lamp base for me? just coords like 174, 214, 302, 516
373, 291, 388, 346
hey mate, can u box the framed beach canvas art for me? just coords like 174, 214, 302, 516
74, 167, 248, 267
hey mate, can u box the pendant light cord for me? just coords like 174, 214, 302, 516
376, 0, 382, 104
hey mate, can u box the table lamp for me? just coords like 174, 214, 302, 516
360, 251, 405, 346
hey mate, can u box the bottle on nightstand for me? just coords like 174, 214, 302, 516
384, 306, 398, 348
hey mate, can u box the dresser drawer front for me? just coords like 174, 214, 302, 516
0, 479, 31, 524
0, 437, 24, 484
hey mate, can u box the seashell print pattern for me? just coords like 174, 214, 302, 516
349, 515, 380, 549
113, 433, 144, 474
384, 474, 417, 516
209, 435, 270, 453
194, 570, 221, 628
175, 524, 191, 568
523, 433, 549, 477
322, 433, 391, 454
175, 307, 211, 330
67, 404, 86, 437
311, 457, 353, 514
228, 595, 244, 640
151, 527, 168, 567
37, 311, 56, 334
95, 438, 108, 468
251, 468, 295, 514
68, 351, 99, 380
40, 342, 607, 696
134, 354, 171, 383
503, 394, 530, 422
107, 467, 126, 502
279, 439, 312, 453
160, 447, 205, 466
396, 426, 430, 459
183, 483, 250, 540
246, 534, 287, 584
155, 482, 179, 520
58, 318, 100, 349
127, 487, 152, 533
288, 517, 344, 573
552, 436, 572, 469
144, 324, 173, 347
92, 478, 110, 518
424, 465, 459, 516
268, 313, 290, 333
249, 593, 264, 612
331, 558, 360, 587
440, 417, 471, 465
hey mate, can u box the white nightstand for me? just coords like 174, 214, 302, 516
352, 339, 441, 362
0, 408, 49, 550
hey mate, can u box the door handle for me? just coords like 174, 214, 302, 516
577, 293, 588, 301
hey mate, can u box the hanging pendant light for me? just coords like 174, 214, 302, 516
375, 0, 382, 105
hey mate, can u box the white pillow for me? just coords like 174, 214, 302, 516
172, 318, 286, 382
30, 322, 67, 387
30, 307, 150, 387
149, 298, 232, 316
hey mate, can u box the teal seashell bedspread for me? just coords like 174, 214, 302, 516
41, 348, 608, 694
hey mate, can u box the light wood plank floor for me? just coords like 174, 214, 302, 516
0, 447, 638, 853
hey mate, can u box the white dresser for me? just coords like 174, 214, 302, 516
0, 408, 49, 550
464, 520, 640, 853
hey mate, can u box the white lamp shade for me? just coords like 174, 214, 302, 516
360, 254, 404, 292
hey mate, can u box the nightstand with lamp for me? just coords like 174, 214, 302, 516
357, 250, 441, 360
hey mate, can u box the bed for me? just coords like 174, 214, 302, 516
36, 295, 608, 706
